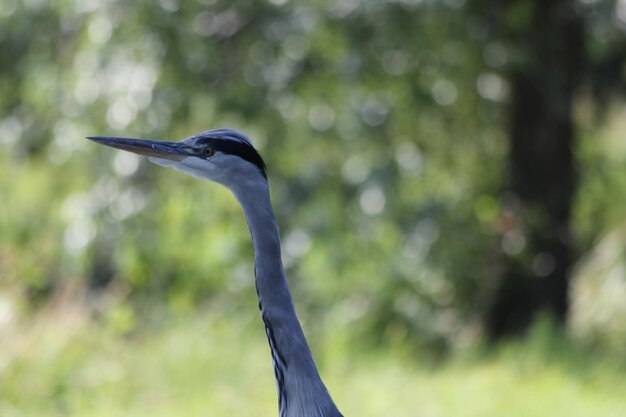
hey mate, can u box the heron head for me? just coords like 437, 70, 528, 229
87, 128, 267, 189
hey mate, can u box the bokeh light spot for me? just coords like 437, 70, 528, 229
308, 103, 336, 131
112, 152, 140, 177
477, 73, 507, 102
432, 80, 457, 106
502, 229, 526, 255
88, 15, 113, 44
359, 186, 386, 215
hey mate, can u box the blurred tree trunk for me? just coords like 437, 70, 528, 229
486, 0, 584, 338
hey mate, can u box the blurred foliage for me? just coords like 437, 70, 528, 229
0, 0, 625, 355
1, 306, 625, 417
570, 224, 626, 358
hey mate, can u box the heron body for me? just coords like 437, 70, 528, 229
87, 129, 343, 417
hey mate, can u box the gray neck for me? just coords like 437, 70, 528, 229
232, 180, 342, 417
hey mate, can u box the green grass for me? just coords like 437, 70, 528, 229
1, 305, 624, 417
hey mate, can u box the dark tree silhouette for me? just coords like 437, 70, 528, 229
484, 0, 583, 337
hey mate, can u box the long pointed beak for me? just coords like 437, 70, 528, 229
86, 136, 192, 161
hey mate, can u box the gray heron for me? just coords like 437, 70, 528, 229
87, 129, 343, 417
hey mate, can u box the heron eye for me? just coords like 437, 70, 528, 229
202, 147, 214, 157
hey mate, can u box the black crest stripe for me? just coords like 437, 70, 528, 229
205, 138, 267, 178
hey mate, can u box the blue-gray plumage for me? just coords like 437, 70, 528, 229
86, 129, 343, 417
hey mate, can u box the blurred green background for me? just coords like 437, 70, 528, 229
1, 0, 625, 416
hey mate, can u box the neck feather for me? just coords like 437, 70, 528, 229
231, 179, 342, 417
